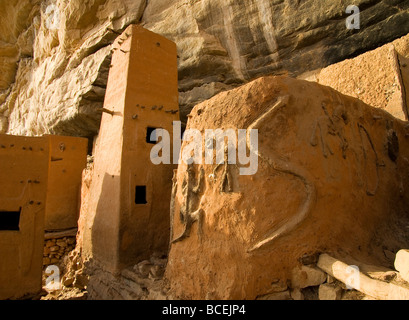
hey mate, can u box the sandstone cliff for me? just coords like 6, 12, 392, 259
1, 0, 408, 137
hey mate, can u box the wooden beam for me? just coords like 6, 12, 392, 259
317, 254, 409, 300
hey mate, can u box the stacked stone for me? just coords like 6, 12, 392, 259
256, 251, 409, 300
255, 255, 352, 301
61, 250, 89, 290
43, 237, 76, 266
86, 253, 168, 300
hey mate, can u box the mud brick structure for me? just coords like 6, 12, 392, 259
0, 134, 49, 299
82, 25, 180, 273
166, 76, 409, 300
45, 135, 88, 232
316, 37, 409, 121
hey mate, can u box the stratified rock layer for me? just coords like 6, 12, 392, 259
0, 0, 147, 136
166, 76, 409, 300
1, 1, 408, 135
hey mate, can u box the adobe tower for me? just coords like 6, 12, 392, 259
83, 25, 180, 273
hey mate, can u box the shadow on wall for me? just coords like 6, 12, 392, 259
89, 168, 175, 273
90, 173, 121, 272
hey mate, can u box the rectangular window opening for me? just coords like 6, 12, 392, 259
146, 127, 160, 144
135, 186, 147, 205
0, 209, 21, 231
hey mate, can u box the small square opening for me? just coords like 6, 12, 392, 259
0, 209, 21, 231
135, 186, 147, 204
146, 127, 159, 144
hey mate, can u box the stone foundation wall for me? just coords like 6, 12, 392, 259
43, 236, 76, 266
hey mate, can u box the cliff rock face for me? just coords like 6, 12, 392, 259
0, 0, 146, 136
1, 0, 408, 137
166, 76, 409, 300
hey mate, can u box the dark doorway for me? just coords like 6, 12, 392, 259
0, 209, 21, 231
